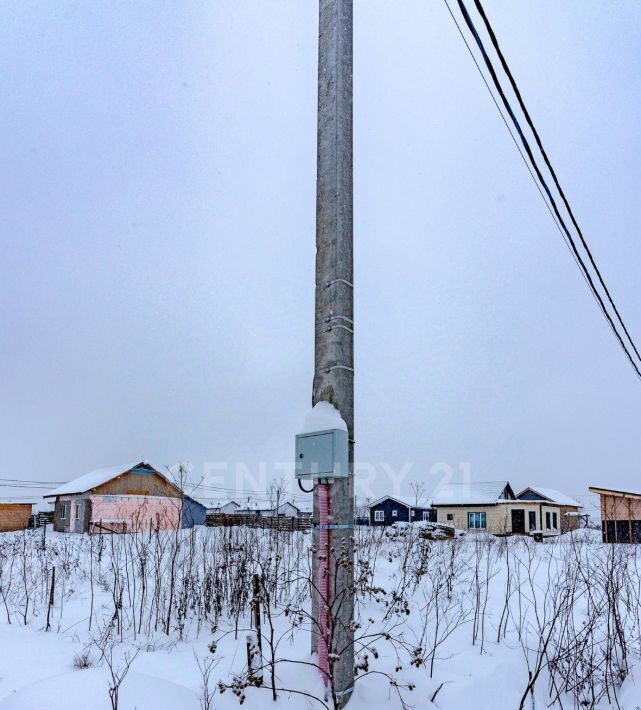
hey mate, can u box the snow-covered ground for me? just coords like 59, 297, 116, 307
1, 525, 640, 709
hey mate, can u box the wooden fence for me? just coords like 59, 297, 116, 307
206, 513, 312, 532
28, 511, 54, 529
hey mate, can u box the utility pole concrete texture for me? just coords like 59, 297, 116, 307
312, 0, 355, 705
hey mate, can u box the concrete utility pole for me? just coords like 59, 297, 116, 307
312, 0, 354, 705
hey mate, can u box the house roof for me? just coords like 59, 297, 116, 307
275, 501, 299, 511
293, 499, 313, 513
368, 495, 432, 509
45, 461, 176, 498
589, 486, 641, 499
271, 500, 314, 514
431, 481, 514, 506
189, 498, 239, 510
237, 499, 272, 512
517, 487, 582, 508
0, 499, 35, 506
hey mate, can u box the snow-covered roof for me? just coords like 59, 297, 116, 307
369, 494, 432, 509
191, 498, 239, 510
298, 401, 347, 434
431, 481, 514, 506
517, 487, 582, 508
0, 498, 34, 506
45, 461, 175, 497
237, 499, 272, 512
275, 501, 299, 510
589, 486, 641, 499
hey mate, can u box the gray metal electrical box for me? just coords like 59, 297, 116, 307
295, 428, 349, 479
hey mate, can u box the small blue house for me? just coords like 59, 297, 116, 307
182, 496, 207, 528
368, 496, 436, 526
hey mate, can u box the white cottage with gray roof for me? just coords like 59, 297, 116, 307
432, 481, 566, 536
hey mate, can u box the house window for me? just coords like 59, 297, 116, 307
392, 509, 398, 517
374, 510, 384, 522
447, 513, 454, 521
552, 512, 558, 530
74, 505, 80, 520
423, 511, 431, 521
60, 502, 68, 519
546, 512, 551, 530
411, 510, 416, 516
529, 511, 537, 530
468, 512, 487, 529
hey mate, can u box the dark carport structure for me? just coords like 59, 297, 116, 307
589, 486, 641, 543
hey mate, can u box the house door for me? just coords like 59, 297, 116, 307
511, 509, 525, 534
73, 501, 85, 533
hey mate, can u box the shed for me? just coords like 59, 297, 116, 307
181, 496, 207, 528
0, 501, 33, 532
589, 486, 641, 543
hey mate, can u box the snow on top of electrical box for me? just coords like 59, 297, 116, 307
299, 401, 347, 434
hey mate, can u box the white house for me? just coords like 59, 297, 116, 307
195, 499, 240, 515
269, 500, 314, 518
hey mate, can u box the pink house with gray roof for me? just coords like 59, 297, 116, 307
45, 461, 182, 533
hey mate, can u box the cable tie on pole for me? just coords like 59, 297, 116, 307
324, 314, 353, 325
316, 365, 354, 374
326, 324, 354, 334
324, 278, 353, 289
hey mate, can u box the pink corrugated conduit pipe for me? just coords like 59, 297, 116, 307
317, 482, 330, 686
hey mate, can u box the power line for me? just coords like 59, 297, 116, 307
0, 478, 64, 485
0, 483, 61, 489
445, 0, 641, 380
472, 0, 641, 367
441, 0, 562, 231
0, 478, 311, 500
439, 0, 599, 310
187, 481, 312, 500
454, 0, 641, 379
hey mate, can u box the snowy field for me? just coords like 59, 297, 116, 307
1, 525, 641, 709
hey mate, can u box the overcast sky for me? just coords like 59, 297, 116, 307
1, 1, 640, 508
